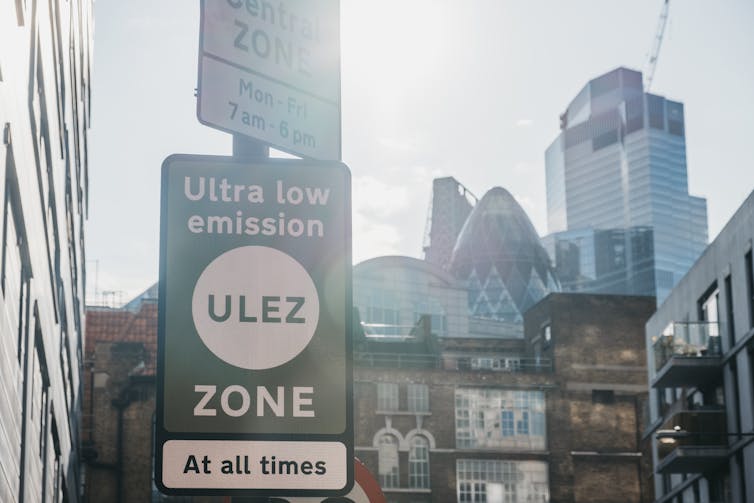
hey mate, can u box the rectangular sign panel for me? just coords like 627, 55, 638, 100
198, 0, 341, 160
155, 154, 353, 497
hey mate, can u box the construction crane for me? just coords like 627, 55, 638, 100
644, 0, 670, 91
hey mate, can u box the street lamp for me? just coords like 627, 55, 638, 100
655, 425, 688, 444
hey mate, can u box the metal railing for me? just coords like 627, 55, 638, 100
355, 353, 552, 372
653, 321, 721, 371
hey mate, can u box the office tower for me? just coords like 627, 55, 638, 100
423, 177, 476, 270
0, 1, 93, 502
545, 67, 707, 301
543, 226, 656, 296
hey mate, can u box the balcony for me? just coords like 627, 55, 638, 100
656, 408, 728, 474
651, 322, 722, 389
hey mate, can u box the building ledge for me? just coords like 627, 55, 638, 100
651, 355, 722, 389
656, 445, 728, 474
375, 410, 431, 416
570, 451, 642, 458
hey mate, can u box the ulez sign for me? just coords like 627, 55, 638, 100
155, 154, 353, 497
198, 0, 341, 160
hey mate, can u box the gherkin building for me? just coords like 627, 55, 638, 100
449, 187, 559, 323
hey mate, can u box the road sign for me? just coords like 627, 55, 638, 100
198, 0, 341, 160
280, 459, 386, 503
155, 154, 353, 497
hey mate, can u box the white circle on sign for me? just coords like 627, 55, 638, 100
191, 246, 320, 370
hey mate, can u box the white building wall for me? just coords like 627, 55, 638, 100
0, 1, 92, 502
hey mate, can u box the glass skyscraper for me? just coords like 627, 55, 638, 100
545, 67, 707, 302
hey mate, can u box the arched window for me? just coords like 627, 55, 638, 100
408, 436, 430, 489
377, 434, 400, 488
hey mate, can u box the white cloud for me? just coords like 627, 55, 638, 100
516, 119, 534, 127
353, 176, 410, 219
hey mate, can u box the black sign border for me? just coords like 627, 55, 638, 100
154, 154, 354, 497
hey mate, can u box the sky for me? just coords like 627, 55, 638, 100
86, 0, 754, 305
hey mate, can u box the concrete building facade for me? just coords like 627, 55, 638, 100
645, 190, 754, 503
0, 1, 92, 502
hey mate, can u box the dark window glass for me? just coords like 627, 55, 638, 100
668, 120, 684, 136
746, 251, 754, 328
647, 94, 665, 130
725, 275, 735, 349
593, 129, 618, 151
592, 389, 615, 404
730, 361, 742, 437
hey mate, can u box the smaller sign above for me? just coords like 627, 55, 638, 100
198, 0, 341, 160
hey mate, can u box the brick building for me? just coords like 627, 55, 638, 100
82, 300, 159, 503
354, 289, 655, 502
84, 272, 655, 501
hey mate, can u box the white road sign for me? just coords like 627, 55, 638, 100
198, 0, 341, 160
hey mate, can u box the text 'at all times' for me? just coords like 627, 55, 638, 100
183, 454, 328, 476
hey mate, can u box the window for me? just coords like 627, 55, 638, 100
750, 349, 754, 422
542, 324, 552, 347
725, 274, 735, 349
360, 289, 401, 336
730, 361, 742, 436
501, 411, 514, 437
647, 94, 665, 130
698, 283, 719, 323
592, 129, 618, 151
471, 356, 521, 372
377, 383, 399, 412
516, 411, 529, 435
408, 436, 430, 489
592, 389, 615, 404
455, 389, 546, 450
746, 251, 754, 328
407, 384, 429, 413
378, 435, 399, 488
456, 460, 549, 503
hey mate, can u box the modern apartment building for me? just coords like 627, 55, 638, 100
645, 190, 754, 503
545, 67, 707, 302
0, 1, 93, 502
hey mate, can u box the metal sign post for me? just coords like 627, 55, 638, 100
155, 154, 353, 498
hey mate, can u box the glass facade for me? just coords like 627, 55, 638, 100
449, 188, 559, 324
456, 459, 549, 502
353, 256, 470, 338
543, 226, 656, 296
545, 67, 707, 302
455, 388, 546, 450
